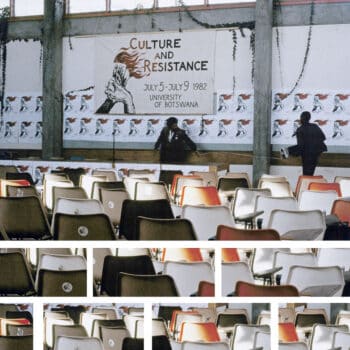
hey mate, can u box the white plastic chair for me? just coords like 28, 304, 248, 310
231, 324, 270, 350
309, 324, 349, 350
181, 342, 229, 350
254, 196, 298, 228
278, 342, 308, 350
92, 169, 119, 181
257, 311, 271, 326
268, 209, 326, 240
134, 182, 169, 201
45, 316, 74, 348
273, 251, 317, 285
123, 176, 149, 199
286, 265, 345, 296
298, 190, 338, 214
163, 261, 214, 296
44, 179, 74, 210
332, 331, 350, 349
93, 248, 113, 285
181, 205, 235, 240
317, 248, 350, 271
123, 315, 144, 338
254, 331, 271, 350
338, 178, 350, 197
54, 336, 104, 350
80, 312, 107, 336
258, 179, 294, 197
100, 188, 129, 226
222, 262, 254, 296
151, 318, 168, 336
54, 198, 104, 216
80, 174, 107, 198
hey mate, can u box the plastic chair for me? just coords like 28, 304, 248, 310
54, 198, 104, 218
6, 185, 38, 198
6, 172, 35, 185
308, 182, 342, 197
279, 308, 296, 324
128, 168, 157, 181
0, 252, 36, 296
295, 309, 328, 336
163, 261, 214, 296
6, 324, 33, 336
0, 335, 32, 350
123, 315, 143, 338
216, 224, 280, 240
100, 188, 129, 227
332, 331, 350, 350
268, 209, 326, 240
52, 187, 88, 209
93, 248, 113, 286
119, 199, 174, 240
99, 326, 130, 350
161, 248, 203, 262
169, 310, 202, 338
45, 317, 74, 348
91, 181, 125, 200
273, 251, 317, 285
254, 196, 298, 228
222, 248, 240, 262
337, 178, 350, 197
29, 247, 73, 267
317, 248, 350, 271
232, 188, 271, 228
152, 335, 172, 350
5, 310, 33, 323
0, 318, 31, 336
80, 174, 108, 198
191, 171, 218, 187
181, 342, 229, 350
92, 169, 119, 181
91, 307, 118, 320
159, 170, 183, 189
257, 311, 271, 326
295, 175, 326, 199
298, 190, 338, 214
53, 213, 116, 240
179, 186, 221, 206
279, 342, 308, 350
217, 175, 250, 206
123, 177, 149, 199
137, 216, 197, 240
258, 179, 294, 197
235, 281, 299, 296
51, 306, 87, 325
279, 322, 299, 342
286, 265, 344, 296
134, 182, 169, 201
100, 255, 156, 296
157, 305, 182, 326
0, 196, 51, 240
80, 312, 108, 336
309, 324, 349, 350
331, 199, 350, 223
54, 335, 104, 350
231, 324, 270, 350
0, 179, 31, 197
254, 331, 271, 350
170, 174, 203, 202
44, 179, 74, 210
121, 337, 144, 350
179, 322, 220, 342
196, 281, 215, 296
181, 205, 235, 240
216, 310, 249, 330
119, 273, 179, 296
52, 325, 87, 349
222, 261, 254, 296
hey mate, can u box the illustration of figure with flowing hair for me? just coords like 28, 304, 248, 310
96, 49, 147, 114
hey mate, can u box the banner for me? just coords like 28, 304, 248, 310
95, 31, 216, 115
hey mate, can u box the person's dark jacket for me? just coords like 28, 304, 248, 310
296, 122, 327, 155
154, 126, 197, 163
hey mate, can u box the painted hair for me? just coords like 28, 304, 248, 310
114, 49, 148, 79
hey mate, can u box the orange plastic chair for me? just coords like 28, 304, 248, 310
279, 322, 299, 342
331, 199, 350, 223
216, 225, 280, 241
179, 322, 220, 342
308, 182, 342, 197
222, 248, 240, 262
161, 248, 203, 262
0, 179, 31, 197
170, 175, 201, 198
197, 281, 215, 296
235, 281, 299, 297
179, 186, 221, 206
295, 175, 325, 199
169, 310, 200, 334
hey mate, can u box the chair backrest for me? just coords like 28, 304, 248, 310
180, 341, 230, 350
222, 248, 240, 262
295, 175, 326, 199
268, 209, 326, 240
331, 199, 350, 223
279, 308, 296, 324
197, 281, 215, 296
298, 190, 338, 214
5, 310, 33, 323
172, 175, 204, 203
279, 322, 299, 342
252, 248, 289, 275
217, 224, 280, 240
191, 171, 218, 187
151, 318, 168, 336
217, 176, 250, 198
273, 250, 317, 285
286, 265, 344, 296
121, 337, 144, 350
91, 181, 125, 200
100, 326, 130, 350
92, 169, 118, 181
338, 178, 350, 197
45, 317, 74, 348
6, 324, 33, 336
137, 216, 197, 240
278, 342, 308, 350
119, 273, 179, 296
259, 179, 294, 197
180, 186, 221, 206
0, 252, 35, 296
295, 309, 328, 329
332, 331, 350, 349
163, 261, 214, 296
152, 335, 172, 350
224, 172, 251, 187
317, 248, 350, 271
309, 324, 349, 350
44, 179, 74, 210
254, 331, 271, 350
128, 168, 157, 181
123, 176, 149, 199
54, 335, 104, 350
52, 325, 87, 348
0, 335, 32, 350
119, 199, 174, 240
134, 182, 169, 201
54, 198, 104, 216
181, 205, 235, 240
80, 174, 107, 198
100, 255, 156, 296
161, 248, 203, 262
37, 269, 87, 296
53, 213, 116, 240
254, 196, 298, 228
0, 179, 31, 197
235, 281, 299, 296
0, 196, 51, 240
308, 182, 342, 197
37, 253, 86, 273
6, 172, 34, 185
216, 310, 249, 329
222, 262, 254, 296
100, 188, 129, 227
179, 322, 220, 342
231, 324, 270, 350
159, 170, 183, 188
257, 311, 270, 326
91, 308, 118, 320
52, 187, 88, 208
169, 310, 202, 337
6, 185, 38, 198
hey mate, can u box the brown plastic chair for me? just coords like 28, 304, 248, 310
100, 326, 130, 350
197, 281, 215, 296
137, 216, 197, 240
0, 252, 36, 296
179, 322, 220, 342
235, 281, 299, 296
331, 199, 350, 223
295, 175, 326, 199
6, 324, 33, 336
119, 273, 179, 296
52, 325, 88, 348
0, 335, 32, 350
216, 224, 280, 240
6, 185, 38, 198
279, 322, 299, 342
92, 169, 118, 181
52, 186, 88, 208
179, 186, 221, 206
0, 196, 51, 240
53, 213, 116, 240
